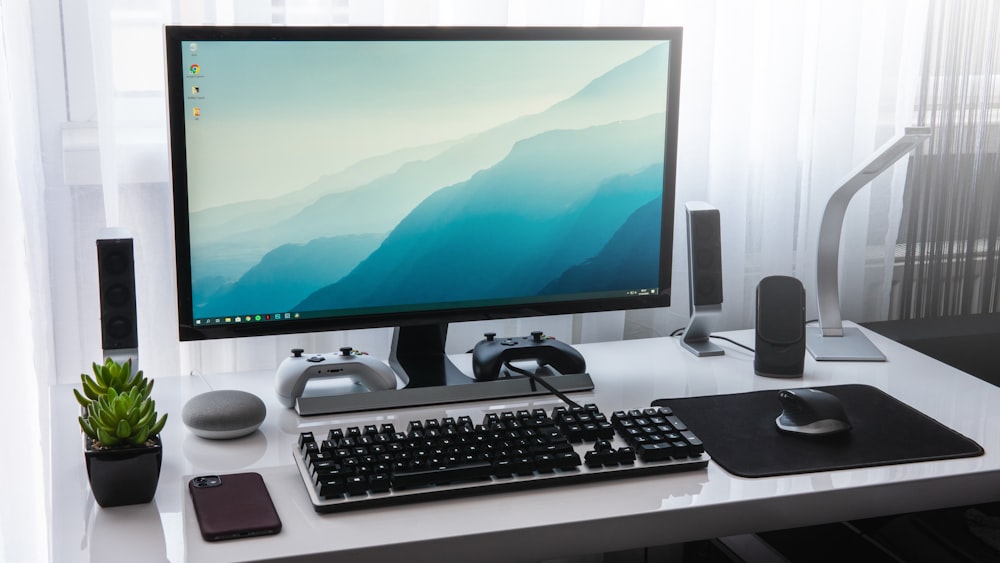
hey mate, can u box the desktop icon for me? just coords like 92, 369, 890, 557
191, 85, 200, 96
192, 107, 201, 118
189, 42, 198, 54
189, 64, 200, 75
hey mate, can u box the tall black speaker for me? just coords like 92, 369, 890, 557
681, 201, 724, 357
754, 275, 806, 378
97, 232, 139, 355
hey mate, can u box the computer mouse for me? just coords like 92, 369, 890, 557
775, 388, 851, 436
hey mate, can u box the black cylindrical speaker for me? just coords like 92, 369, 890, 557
97, 236, 139, 351
754, 275, 805, 378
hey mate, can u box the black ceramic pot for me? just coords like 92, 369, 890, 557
83, 435, 163, 508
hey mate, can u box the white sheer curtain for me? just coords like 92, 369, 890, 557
894, 0, 1000, 318
44, 0, 931, 385
1, 0, 51, 560
651, 0, 930, 336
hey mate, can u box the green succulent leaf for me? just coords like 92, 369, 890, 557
96, 427, 117, 447
73, 388, 90, 408
148, 413, 168, 437
113, 397, 127, 420
133, 427, 150, 445
79, 416, 96, 438
81, 374, 104, 401
104, 359, 120, 387
134, 411, 152, 430
116, 419, 132, 438
93, 406, 113, 429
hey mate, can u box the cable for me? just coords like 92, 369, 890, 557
670, 327, 756, 353
501, 361, 582, 409
709, 334, 755, 353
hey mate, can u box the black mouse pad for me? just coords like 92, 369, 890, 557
651, 384, 983, 478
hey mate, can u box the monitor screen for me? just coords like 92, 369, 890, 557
165, 25, 682, 409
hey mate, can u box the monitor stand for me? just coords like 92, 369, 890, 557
294, 323, 594, 416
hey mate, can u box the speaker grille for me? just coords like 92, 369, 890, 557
756, 275, 805, 344
97, 238, 138, 350
688, 207, 723, 306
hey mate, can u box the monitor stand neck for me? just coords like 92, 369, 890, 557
388, 324, 472, 388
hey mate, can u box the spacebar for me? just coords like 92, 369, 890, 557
392, 462, 494, 489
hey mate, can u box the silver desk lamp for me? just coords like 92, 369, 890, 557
806, 127, 932, 361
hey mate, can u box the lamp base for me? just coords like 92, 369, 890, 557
681, 338, 725, 357
806, 327, 886, 362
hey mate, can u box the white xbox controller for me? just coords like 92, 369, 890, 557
275, 347, 398, 408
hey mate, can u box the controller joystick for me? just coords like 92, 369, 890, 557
471, 332, 586, 382
275, 347, 398, 408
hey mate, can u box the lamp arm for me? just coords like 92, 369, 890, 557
815, 177, 870, 336
813, 127, 931, 338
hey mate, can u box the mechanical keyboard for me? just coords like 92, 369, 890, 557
293, 403, 709, 513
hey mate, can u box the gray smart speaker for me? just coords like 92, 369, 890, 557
182, 390, 266, 439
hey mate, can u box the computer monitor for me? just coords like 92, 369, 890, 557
165, 25, 682, 410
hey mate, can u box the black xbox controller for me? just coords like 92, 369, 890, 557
471, 331, 587, 382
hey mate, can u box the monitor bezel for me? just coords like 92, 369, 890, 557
165, 25, 683, 342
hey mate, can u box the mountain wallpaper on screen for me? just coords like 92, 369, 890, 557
191, 42, 672, 318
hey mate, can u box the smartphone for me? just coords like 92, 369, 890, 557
189, 472, 282, 541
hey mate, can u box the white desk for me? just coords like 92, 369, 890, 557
48, 325, 1000, 562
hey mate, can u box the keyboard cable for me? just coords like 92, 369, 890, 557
501, 361, 583, 409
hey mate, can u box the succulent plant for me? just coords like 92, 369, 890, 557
73, 357, 152, 408
79, 386, 168, 448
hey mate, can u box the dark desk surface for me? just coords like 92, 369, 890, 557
863, 313, 1000, 386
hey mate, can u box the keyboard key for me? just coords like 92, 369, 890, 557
665, 415, 687, 431
318, 478, 346, 498
369, 474, 391, 493
298, 432, 316, 449
682, 430, 704, 454
534, 453, 557, 472
637, 442, 674, 462
392, 461, 493, 489
345, 475, 369, 495
584, 450, 604, 468
555, 451, 582, 470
